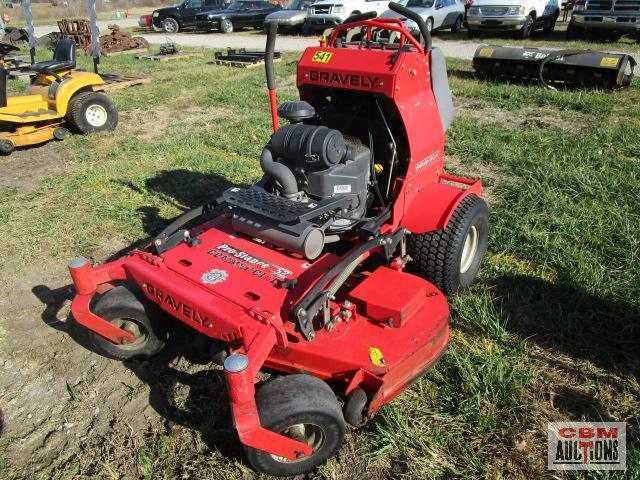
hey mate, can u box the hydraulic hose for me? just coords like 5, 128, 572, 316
259, 147, 298, 198
388, 1, 432, 52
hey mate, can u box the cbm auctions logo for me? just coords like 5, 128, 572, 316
548, 422, 626, 470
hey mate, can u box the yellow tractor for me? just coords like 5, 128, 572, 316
0, 37, 118, 154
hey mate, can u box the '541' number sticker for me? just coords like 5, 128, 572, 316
312, 51, 333, 63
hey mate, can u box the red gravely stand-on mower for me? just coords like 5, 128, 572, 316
67, 3, 489, 475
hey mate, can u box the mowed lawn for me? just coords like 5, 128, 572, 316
0, 48, 638, 479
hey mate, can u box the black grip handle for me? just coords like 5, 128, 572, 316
265, 21, 278, 91
388, 1, 432, 51
343, 10, 377, 24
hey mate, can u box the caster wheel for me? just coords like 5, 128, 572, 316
88, 286, 168, 360
0, 139, 14, 155
245, 374, 345, 476
53, 126, 70, 140
344, 387, 369, 427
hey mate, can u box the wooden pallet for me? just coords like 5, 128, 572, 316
136, 51, 204, 62
102, 47, 149, 57
214, 57, 282, 69
8, 69, 35, 81
94, 74, 151, 91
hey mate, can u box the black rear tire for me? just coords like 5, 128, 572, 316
245, 374, 345, 477
543, 12, 558, 33
451, 15, 463, 33
518, 14, 534, 39
88, 286, 167, 360
407, 195, 489, 295
67, 92, 118, 134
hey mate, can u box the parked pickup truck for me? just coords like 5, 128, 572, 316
568, 0, 640, 39
466, 0, 561, 38
306, 0, 391, 30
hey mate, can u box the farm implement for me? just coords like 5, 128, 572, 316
473, 45, 636, 89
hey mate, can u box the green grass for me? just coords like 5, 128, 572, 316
0, 49, 638, 479
436, 21, 640, 54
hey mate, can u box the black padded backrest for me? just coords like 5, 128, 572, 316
53, 37, 76, 66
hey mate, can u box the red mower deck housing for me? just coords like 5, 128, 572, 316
68, 5, 486, 475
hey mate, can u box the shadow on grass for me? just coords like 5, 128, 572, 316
31, 283, 244, 463
31, 167, 254, 464
490, 274, 640, 383
107, 168, 238, 261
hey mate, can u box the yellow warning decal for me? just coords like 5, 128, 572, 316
369, 347, 386, 367
600, 57, 619, 68
312, 51, 333, 63
478, 48, 494, 58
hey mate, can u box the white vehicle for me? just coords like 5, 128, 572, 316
466, 0, 560, 38
306, 0, 391, 30
381, 0, 465, 34
265, 0, 315, 31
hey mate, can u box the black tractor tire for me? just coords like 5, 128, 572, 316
566, 21, 581, 39
67, 92, 118, 134
451, 15, 463, 33
426, 17, 434, 33
245, 374, 345, 477
162, 17, 180, 33
543, 11, 558, 33
343, 387, 369, 427
407, 195, 489, 295
518, 14, 534, 39
89, 286, 168, 361
221, 19, 234, 33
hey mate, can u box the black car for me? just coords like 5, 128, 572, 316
196, 0, 282, 33
152, 0, 227, 33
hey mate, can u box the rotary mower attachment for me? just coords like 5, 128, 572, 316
67, 3, 489, 476
473, 45, 636, 89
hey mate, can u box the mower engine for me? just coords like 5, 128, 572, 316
226, 114, 371, 259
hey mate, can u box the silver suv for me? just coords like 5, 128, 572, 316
569, 0, 640, 38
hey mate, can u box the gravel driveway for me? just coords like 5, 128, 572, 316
33, 19, 637, 62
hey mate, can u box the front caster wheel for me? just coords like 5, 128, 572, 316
344, 387, 369, 427
0, 139, 14, 155
245, 374, 345, 477
88, 286, 167, 360
407, 194, 489, 295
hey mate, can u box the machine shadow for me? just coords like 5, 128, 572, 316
489, 273, 640, 383
107, 169, 243, 261
32, 168, 258, 462
31, 283, 245, 461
